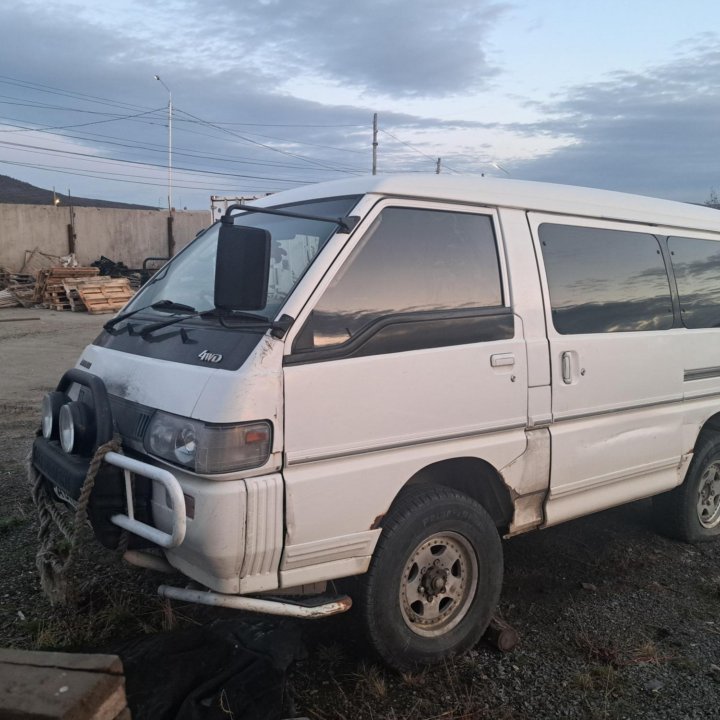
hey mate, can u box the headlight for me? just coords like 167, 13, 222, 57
144, 411, 272, 474
58, 401, 93, 454
41, 391, 67, 440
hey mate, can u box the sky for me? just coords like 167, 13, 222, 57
0, 0, 719, 210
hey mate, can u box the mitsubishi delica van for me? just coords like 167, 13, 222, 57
31, 175, 720, 669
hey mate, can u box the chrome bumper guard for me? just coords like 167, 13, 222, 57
158, 584, 352, 619
105, 451, 186, 549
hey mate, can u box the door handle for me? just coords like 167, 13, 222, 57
490, 353, 515, 368
561, 351, 572, 384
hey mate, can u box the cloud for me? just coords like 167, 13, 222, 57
183, 0, 510, 98
0, 1, 510, 206
507, 36, 720, 201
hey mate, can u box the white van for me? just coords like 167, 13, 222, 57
32, 175, 720, 669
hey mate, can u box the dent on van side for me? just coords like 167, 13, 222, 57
30, 175, 720, 670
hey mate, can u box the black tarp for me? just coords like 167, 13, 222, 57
118, 618, 306, 720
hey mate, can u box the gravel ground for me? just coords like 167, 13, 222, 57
1, 306, 719, 719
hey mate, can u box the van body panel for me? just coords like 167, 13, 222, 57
152, 470, 248, 594
283, 340, 527, 464
496, 208, 551, 390
250, 176, 720, 235
543, 405, 686, 525
191, 334, 285, 446
499, 427, 550, 533
680, 329, 720, 406
280, 428, 528, 557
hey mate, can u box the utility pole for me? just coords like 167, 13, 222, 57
436, 157, 442, 174
66, 189, 76, 255
154, 75, 173, 212
372, 113, 378, 175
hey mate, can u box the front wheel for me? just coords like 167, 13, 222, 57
357, 485, 503, 671
653, 432, 720, 543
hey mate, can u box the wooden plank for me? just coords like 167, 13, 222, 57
46, 268, 99, 278
0, 650, 129, 720
0, 649, 123, 674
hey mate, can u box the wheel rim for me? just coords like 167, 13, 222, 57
697, 461, 720, 529
399, 531, 478, 638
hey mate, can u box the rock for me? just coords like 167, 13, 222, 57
645, 679, 664, 693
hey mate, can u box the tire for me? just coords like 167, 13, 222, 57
653, 432, 720, 543
356, 484, 503, 671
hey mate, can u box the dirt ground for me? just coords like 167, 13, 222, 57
2, 306, 720, 719
0, 306, 107, 405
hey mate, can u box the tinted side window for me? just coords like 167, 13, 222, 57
297, 207, 504, 350
539, 223, 673, 334
668, 236, 720, 329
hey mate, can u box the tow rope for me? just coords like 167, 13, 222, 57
28, 434, 122, 605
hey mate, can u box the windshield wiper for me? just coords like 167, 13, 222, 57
140, 309, 294, 339
103, 299, 197, 332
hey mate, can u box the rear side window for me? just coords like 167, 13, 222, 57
668, 236, 720, 329
295, 207, 505, 351
539, 223, 673, 334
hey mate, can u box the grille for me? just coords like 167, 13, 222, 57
108, 395, 155, 449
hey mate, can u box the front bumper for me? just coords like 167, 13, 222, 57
31, 367, 186, 551
32, 436, 186, 550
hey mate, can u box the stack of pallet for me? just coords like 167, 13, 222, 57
35, 267, 98, 309
35, 267, 135, 314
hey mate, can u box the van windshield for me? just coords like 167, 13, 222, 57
127, 196, 360, 320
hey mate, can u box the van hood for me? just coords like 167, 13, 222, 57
77, 344, 216, 418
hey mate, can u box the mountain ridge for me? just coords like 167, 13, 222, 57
0, 174, 157, 210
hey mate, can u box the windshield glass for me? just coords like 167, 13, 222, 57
125, 196, 360, 319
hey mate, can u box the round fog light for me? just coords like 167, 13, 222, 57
59, 404, 75, 453
41, 391, 67, 440
59, 401, 93, 454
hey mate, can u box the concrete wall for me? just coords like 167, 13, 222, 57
0, 204, 211, 271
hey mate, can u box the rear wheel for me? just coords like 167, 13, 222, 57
653, 432, 720, 543
357, 484, 503, 671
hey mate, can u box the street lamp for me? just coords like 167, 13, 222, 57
154, 74, 172, 212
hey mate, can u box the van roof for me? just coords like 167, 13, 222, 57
256, 175, 720, 234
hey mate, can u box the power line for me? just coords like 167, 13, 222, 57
0, 139, 319, 184
0, 77, 368, 160
0, 121, 358, 179
0, 159, 285, 193
378, 127, 462, 174
173, 108, 363, 175
0, 99, 369, 160
180, 119, 366, 129
0, 76, 148, 113
211, 126, 368, 156
0, 75, 374, 197
0, 107, 166, 134
0, 75, 369, 173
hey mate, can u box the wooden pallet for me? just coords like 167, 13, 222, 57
35, 267, 100, 306
61, 278, 118, 312
76, 278, 134, 314
0, 648, 130, 719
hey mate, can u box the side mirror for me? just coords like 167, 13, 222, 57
214, 224, 271, 311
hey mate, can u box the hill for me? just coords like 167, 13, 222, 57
0, 174, 156, 210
